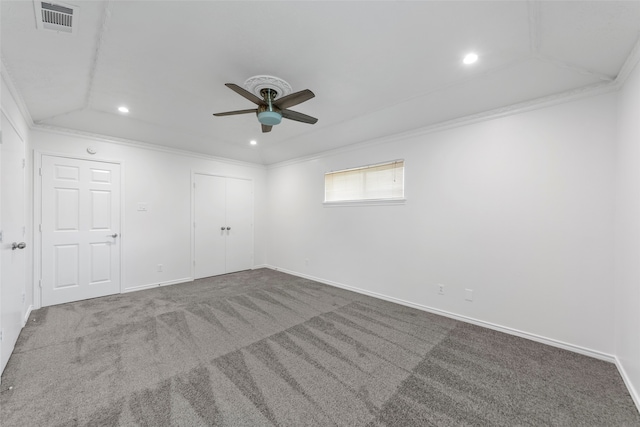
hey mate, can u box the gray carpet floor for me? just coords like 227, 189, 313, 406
1, 268, 639, 426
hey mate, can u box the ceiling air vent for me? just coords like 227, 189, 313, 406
34, 1, 79, 35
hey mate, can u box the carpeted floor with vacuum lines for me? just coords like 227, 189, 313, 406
1, 268, 639, 426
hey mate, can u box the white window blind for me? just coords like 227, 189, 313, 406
324, 160, 405, 203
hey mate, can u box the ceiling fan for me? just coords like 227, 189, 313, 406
213, 77, 317, 133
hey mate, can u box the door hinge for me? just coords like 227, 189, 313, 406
0, 230, 3, 243
22, 158, 26, 168
193, 183, 196, 189
39, 280, 42, 289
39, 224, 42, 232
39, 167, 42, 176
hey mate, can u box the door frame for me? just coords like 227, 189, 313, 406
190, 171, 254, 280
33, 150, 124, 309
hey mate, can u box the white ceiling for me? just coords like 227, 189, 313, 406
2, 1, 639, 165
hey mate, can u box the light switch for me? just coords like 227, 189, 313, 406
137, 203, 148, 212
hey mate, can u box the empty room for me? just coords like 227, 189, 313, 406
1, 1, 640, 425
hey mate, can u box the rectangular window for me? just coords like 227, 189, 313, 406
324, 160, 405, 203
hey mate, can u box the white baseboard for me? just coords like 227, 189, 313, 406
266, 265, 616, 363
123, 277, 193, 293
615, 357, 640, 413
252, 264, 269, 270
22, 305, 33, 326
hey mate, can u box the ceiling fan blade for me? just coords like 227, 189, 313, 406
273, 89, 315, 110
282, 109, 318, 124
262, 124, 272, 133
225, 83, 264, 105
213, 108, 257, 117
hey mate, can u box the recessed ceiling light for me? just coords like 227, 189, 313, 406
463, 53, 478, 65
118, 106, 129, 113
250, 140, 257, 146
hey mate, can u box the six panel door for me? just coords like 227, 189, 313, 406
41, 156, 121, 306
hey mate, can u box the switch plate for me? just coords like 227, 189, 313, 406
157, 264, 163, 272
137, 203, 148, 212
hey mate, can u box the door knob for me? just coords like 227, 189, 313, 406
226, 227, 231, 230
108, 233, 118, 238
221, 227, 225, 231
11, 242, 26, 250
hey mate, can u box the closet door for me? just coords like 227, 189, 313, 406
194, 174, 226, 279
193, 174, 253, 279
224, 177, 253, 273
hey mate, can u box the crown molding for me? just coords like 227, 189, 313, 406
31, 123, 267, 170
268, 79, 617, 170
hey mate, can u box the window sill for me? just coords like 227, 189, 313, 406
323, 198, 407, 207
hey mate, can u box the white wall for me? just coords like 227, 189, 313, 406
614, 59, 640, 406
267, 92, 618, 357
30, 130, 267, 300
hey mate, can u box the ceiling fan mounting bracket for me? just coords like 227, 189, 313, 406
244, 75, 292, 99
260, 88, 277, 100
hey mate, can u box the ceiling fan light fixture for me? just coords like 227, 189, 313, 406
258, 110, 282, 126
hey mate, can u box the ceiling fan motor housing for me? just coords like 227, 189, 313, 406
258, 110, 282, 125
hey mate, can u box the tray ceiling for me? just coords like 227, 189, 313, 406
2, 1, 639, 164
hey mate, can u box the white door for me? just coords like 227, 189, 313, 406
193, 174, 253, 279
1, 113, 27, 374
41, 156, 121, 306
194, 174, 226, 279
225, 177, 253, 273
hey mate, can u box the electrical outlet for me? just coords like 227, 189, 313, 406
437, 284, 445, 295
157, 264, 163, 272
304, 258, 309, 266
